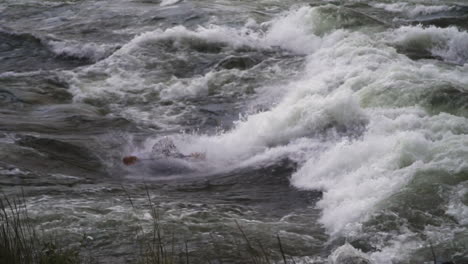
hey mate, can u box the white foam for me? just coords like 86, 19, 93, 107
369, 221, 467, 263
293, 109, 468, 234
115, 6, 324, 55
171, 86, 366, 169
329, 243, 372, 264
160, 0, 181, 6
68, 6, 342, 129
0, 167, 28, 175
372, 3, 454, 18
68, 6, 468, 244
174, 21, 468, 237
160, 70, 238, 100
447, 184, 468, 225
116, 25, 265, 56
368, 228, 422, 264
263, 6, 323, 54
47, 40, 117, 62
88, 5, 338, 74
385, 25, 468, 64
0, 70, 44, 78
69, 25, 261, 105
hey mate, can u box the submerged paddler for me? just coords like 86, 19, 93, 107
122, 137, 205, 166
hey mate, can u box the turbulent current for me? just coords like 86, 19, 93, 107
1, 0, 467, 263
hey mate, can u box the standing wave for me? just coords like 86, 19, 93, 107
65, 4, 467, 262
171, 5, 468, 263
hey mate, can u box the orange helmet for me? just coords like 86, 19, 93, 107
122, 156, 138, 166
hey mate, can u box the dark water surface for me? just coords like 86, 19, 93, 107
1, 0, 467, 263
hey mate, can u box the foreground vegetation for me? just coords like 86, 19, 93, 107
0, 192, 295, 264
0, 194, 80, 264
1, 192, 463, 264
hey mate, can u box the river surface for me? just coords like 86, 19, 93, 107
1, 0, 468, 263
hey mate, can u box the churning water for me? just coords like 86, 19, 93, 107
1, 0, 467, 263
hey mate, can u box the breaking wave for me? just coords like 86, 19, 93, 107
61, 4, 468, 262
386, 25, 468, 64
372, 2, 456, 18
47, 40, 119, 62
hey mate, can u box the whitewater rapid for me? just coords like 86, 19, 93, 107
65, 4, 468, 261
1, 0, 467, 263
